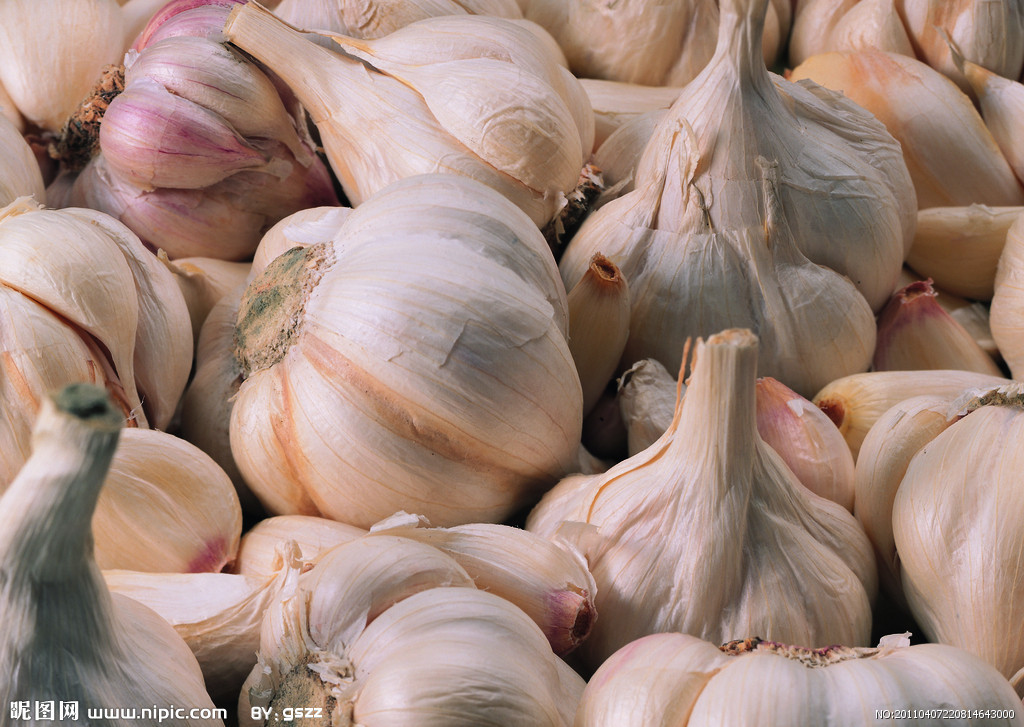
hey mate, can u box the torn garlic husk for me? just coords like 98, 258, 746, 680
894, 383, 1024, 693
228, 174, 581, 528
239, 536, 585, 726
575, 632, 1024, 724
528, 329, 877, 670
0, 384, 221, 724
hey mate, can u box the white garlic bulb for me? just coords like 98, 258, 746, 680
528, 329, 877, 669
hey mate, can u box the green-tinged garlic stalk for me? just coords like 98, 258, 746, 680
790, 49, 1024, 209
223, 4, 593, 228
60, 0, 339, 261
528, 329, 877, 670
872, 279, 1004, 376
812, 369, 1009, 459
893, 384, 1024, 694
0, 198, 193, 437
228, 174, 582, 528
0, 384, 222, 725
992, 212, 1024, 378
239, 536, 586, 726
0, 115, 45, 207
576, 632, 1024, 725
516, 0, 791, 87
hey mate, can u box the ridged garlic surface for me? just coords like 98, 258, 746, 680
0, 385, 221, 725
790, 49, 1024, 209
239, 537, 585, 726
894, 384, 1024, 691
992, 212, 1024, 377
576, 632, 1024, 725
528, 329, 877, 669
224, 5, 592, 228
229, 174, 581, 528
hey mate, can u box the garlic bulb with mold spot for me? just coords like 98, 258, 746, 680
0, 384, 222, 724
893, 384, 1024, 693
575, 632, 1024, 725
238, 536, 585, 726
789, 49, 1024, 210
527, 329, 877, 670
872, 279, 1004, 376
561, 0, 914, 315
222, 5, 592, 228
0, 0, 126, 132
812, 369, 1009, 460
228, 174, 581, 528
0, 115, 45, 207
992, 212, 1024, 378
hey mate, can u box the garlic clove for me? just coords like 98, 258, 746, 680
991, 211, 1024, 378
104, 541, 304, 703
100, 76, 277, 191
93, 427, 243, 574
898, 267, 1000, 357
567, 253, 631, 416
134, 0, 244, 50
0, 115, 45, 207
0, 77, 24, 133
232, 514, 365, 578
787, 0, 858, 67
790, 49, 1024, 209
853, 394, 954, 605
0, 0, 127, 131
872, 279, 1005, 376
162, 253, 251, 348
812, 369, 1009, 460
579, 78, 680, 152
905, 204, 1023, 301
368, 515, 597, 655
829, 0, 915, 57
617, 357, 680, 457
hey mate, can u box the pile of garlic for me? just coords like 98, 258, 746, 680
5, 0, 1024, 722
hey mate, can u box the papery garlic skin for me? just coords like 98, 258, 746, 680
790, 49, 1024, 210
232, 515, 365, 578
580, 79, 680, 152
789, 0, 915, 67
528, 329, 876, 669
991, 212, 1024, 378
617, 358, 679, 457
0, 385, 222, 725
229, 174, 581, 528
0, 0, 126, 132
894, 385, 1024, 687
576, 632, 1024, 725
0, 115, 45, 207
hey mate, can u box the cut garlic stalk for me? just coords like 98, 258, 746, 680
576, 631, 1024, 724
905, 204, 1023, 301
528, 329, 876, 669
992, 212, 1024, 378
790, 49, 1024, 209
567, 254, 630, 416
812, 369, 1008, 459
872, 279, 1004, 376
0, 384, 221, 723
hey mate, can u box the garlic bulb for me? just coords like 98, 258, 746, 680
229, 174, 581, 528
906, 205, 1023, 301
239, 536, 585, 726
790, 49, 1024, 209
105, 541, 304, 702
273, 0, 523, 41
872, 279, 1004, 376
576, 632, 1024, 724
0, 384, 222, 724
992, 212, 1024, 377
528, 329, 877, 669
93, 428, 243, 573
788, 0, 914, 67
251, 206, 353, 276
894, 384, 1024, 689
567, 253, 630, 416
812, 369, 1009, 459
853, 393, 953, 603
898, 0, 1024, 93
223, 5, 593, 228
0, 0, 126, 132
0, 115, 45, 207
